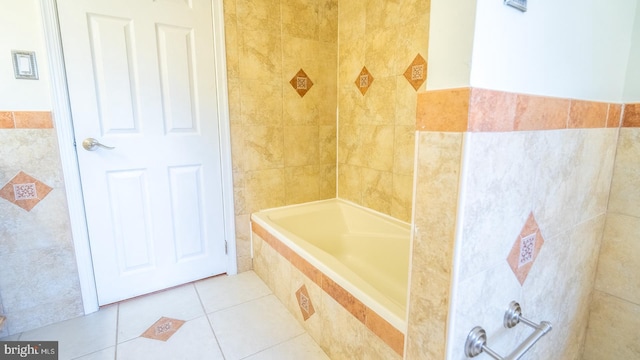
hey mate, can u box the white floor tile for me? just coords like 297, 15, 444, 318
72, 346, 115, 360
19, 304, 118, 360
243, 333, 330, 360
117, 283, 204, 343
195, 271, 272, 313
209, 295, 305, 360
117, 316, 223, 360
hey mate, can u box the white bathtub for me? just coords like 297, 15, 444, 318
250, 198, 411, 332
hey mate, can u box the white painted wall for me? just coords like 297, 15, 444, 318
0, 0, 51, 110
624, 3, 640, 102
470, 0, 637, 102
426, 0, 477, 90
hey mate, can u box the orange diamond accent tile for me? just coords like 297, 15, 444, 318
141, 317, 185, 342
0, 171, 53, 212
355, 66, 374, 95
507, 212, 545, 285
403, 53, 428, 91
289, 69, 314, 98
295, 284, 315, 321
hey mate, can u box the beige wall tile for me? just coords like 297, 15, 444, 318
406, 132, 462, 360
284, 126, 319, 167
595, 213, 640, 304
583, 291, 640, 360
608, 128, 640, 216
243, 126, 284, 171
361, 168, 393, 215
284, 165, 321, 204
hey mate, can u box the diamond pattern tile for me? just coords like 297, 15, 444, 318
295, 285, 315, 321
0, 171, 53, 211
507, 212, 545, 285
289, 69, 314, 98
403, 53, 428, 91
354, 66, 374, 95
141, 317, 185, 342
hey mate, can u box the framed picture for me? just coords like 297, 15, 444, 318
12, 50, 39, 80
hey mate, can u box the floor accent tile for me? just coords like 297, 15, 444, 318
141, 317, 185, 342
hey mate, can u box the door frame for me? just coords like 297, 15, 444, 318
39, 0, 237, 314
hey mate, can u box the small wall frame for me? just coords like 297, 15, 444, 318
12, 50, 39, 80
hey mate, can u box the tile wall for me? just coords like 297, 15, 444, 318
337, 1, 430, 223
0, 111, 83, 336
251, 224, 402, 359
408, 88, 622, 359
583, 106, 640, 359
222, 0, 338, 271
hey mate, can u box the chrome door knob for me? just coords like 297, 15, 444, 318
82, 138, 115, 151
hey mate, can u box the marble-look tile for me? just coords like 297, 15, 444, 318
337, 163, 362, 204
283, 126, 319, 166
318, 291, 365, 359
407, 132, 462, 360
393, 125, 416, 176
0, 245, 81, 313
447, 264, 524, 360
236, 0, 281, 34
235, 214, 251, 258
284, 165, 321, 204
0, 130, 66, 187
568, 100, 608, 128
608, 128, 640, 216
243, 333, 329, 360
281, 0, 320, 40
363, 76, 397, 125
468, 88, 517, 132
243, 126, 284, 171
13, 111, 53, 129
318, 164, 336, 199
117, 284, 204, 343
237, 29, 282, 83
317, 0, 338, 43
0, 111, 13, 128
457, 132, 536, 281
395, 77, 419, 126
244, 169, 285, 213
19, 305, 117, 360
117, 316, 224, 360
318, 125, 336, 165
361, 168, 393, 216
622, 103, 640, 127
514, 94, 569, 131
607, 103, 623, 128
595, 213, 640, 304
239, 79, 283, 126
209, 295, 305, 360
583, 291, 640, 360
391, 173, 413, 224
195, 271, 271, 314
72, 346, 115, 360
416, 88, 469, 132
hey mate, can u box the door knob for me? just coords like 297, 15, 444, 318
82, 138, 115, 151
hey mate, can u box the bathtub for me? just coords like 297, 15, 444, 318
250, 199, 411, 333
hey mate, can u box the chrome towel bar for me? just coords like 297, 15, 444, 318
464, 301, 552, 360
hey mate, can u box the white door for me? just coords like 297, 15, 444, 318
57, 0, 228, 305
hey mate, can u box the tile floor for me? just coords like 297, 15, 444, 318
0, 271, 330, 360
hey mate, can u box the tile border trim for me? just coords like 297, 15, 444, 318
416, 87, 638, 132
251, 221, 405, 356
0, 111, 53, 129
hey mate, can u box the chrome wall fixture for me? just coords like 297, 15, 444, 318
465, 301, 552, 360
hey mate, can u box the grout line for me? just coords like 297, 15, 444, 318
194, 282, 227, 360
114, 304, 120, 359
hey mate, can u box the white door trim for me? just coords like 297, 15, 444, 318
39, 0, 237, 315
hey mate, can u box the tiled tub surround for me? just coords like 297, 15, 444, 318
0, 110, 83, 336
407, 89, 627, 359
251, 200, 409, 358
